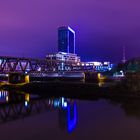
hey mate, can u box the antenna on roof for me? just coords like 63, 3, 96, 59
122, 45, 126, 63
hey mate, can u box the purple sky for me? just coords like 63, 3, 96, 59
0, 0, 140, 62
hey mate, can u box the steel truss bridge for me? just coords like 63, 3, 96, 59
0, 56, 82, 74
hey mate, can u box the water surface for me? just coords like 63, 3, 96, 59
0, 91, 140, 140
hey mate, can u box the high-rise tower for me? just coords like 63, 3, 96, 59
58, 26, 75, 54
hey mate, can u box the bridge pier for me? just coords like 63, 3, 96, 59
8, 73, 30, 84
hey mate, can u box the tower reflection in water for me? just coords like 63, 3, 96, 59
49, 97, 77, 133
0, 91, 77, 133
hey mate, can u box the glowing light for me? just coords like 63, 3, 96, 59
97, 73, 101, 79
86, 63, 89, 66
68, 26, 75, 54
104, 62, 109, 65
67, 102, 77, 133
54, 100, 60, 107
37, 67, 41, 71
6, 95, 9, 102
63, 102, 67, 107
120, 70, 123, 73
25, 101, 28, 107
60, 52, 67, 55
25, 94, 30, 102
61, 97, 68, 108
93, 62, 101, 66
48, 99, 51, 105
68, 26, 75, 34
77, 62, 80, 66
25, 75, 30, 83
98, 82, 105, 87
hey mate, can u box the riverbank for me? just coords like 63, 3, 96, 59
1, 81, 140, 100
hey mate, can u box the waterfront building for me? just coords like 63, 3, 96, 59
46, 26, 79, 71
80, 61, 113, 72
46, 52, 80, 63
58, 26, 75, 54
46, 52, 80, 71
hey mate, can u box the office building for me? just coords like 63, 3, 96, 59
58, 26, 75, 54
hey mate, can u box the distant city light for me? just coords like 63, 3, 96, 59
86, 63, 89, 66
63, 102, 67, 108
61, 97, 68, 108
6, 95, 9, 102
25, 101, 28, 107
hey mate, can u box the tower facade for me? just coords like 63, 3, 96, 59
58, 26, 75, 54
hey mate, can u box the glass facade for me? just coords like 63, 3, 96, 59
58, 26, 75, 54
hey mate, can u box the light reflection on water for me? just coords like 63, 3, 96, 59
1, 91, 140, 139
0, 90, 77, 133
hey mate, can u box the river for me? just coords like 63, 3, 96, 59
0, 90, 140, 140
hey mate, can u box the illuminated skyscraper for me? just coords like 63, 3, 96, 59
58, 26, 75, 54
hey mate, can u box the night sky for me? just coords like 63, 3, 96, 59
0, 0, 140, 62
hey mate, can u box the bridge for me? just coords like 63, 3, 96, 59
0, 56, 83, 74
0, 56, 112, 84
0, 55, 112, 74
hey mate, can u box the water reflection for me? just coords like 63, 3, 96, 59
47, 97, 77, 133
2, 90, 140, 136
109, 98, 140, 119
58, 98, 77, 133
98, 81, 105, 87
24, 93, 30, 107
0, 91, 77, 133
0, 90, 9, 103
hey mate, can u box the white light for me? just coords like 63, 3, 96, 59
25, 101, 28, 107
86, 63, 89, 66
104, 62, 109, 65
61, 97, 64, 105
59, 52, 67, 55
61, 97, 68, 108
6, 96, 8, 102
48, 99, 51, 105
120, 70, 123, 73
68, 26, 75, 34
93, 62, 101, 66
63, 102, 67, 107
77, 62, 80, 66
37, 67, 41, 71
